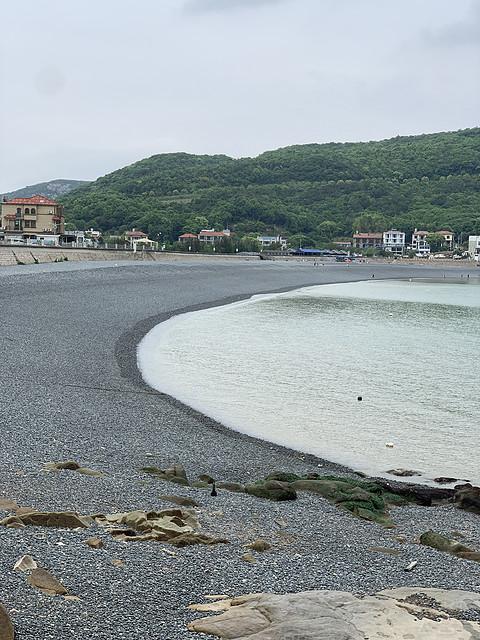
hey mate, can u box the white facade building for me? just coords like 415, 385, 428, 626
411, 229, 430, 256
383, 229, 406, 254
468, 236, 480, 261
257, 235, 288, 249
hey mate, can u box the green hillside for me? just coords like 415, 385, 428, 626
61, 128, 480, 246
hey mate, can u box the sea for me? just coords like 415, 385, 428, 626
137, 278, 480, 485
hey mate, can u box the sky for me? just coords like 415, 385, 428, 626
0, 0, 479, 192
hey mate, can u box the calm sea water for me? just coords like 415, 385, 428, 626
138, 279, 480, 484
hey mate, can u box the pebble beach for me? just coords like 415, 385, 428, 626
0, 257, 479, 639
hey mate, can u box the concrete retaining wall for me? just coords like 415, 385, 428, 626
0, 246, 163, 267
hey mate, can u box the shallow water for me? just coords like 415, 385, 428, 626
138, 279, 480, 484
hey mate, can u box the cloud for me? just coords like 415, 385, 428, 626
424, 3, 480, 47
184, 0, 288, 13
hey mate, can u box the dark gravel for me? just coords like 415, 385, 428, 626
0, 257, 478, 639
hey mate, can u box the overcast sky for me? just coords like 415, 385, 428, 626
1, 0, 479, 192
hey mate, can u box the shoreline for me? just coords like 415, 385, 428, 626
1, 259, 479, 639
128, 276, 478, 488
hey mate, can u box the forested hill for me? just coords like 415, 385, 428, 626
62, 128, 480, 244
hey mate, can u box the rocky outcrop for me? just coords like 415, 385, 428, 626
455, 484, 480, 514
420, 531, 480, 562
0, 602, 14, 640
245, 480, 297, 502
141, 464, 189, 486
1, 511, 91, 529
44, 461, 105, 477
188, 588, 480, 639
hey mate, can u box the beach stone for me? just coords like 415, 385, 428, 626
435, 476, 470, 484
76, 467, 105, 477
247, 539, 271, 552
386, 468, 421, 477
245, 480, 297, 502
188, 588, 480, 638
455, 484, 480, 514
46, 460, 81, 471
142, 464, 190, 486
420, 530, 480, 562
198, 474, 214, 484
216, 482, 245, 493
169, 532, 228, 547
0, 498, 18, 511
28, 568, 68, 595
13, 554, 38, 572
0, 511, 91, 529
0, 602, 14, 640
85, 537, 104, 549
241, 553, 256, 563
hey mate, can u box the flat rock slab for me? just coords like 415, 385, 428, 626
188, 588, 480, 639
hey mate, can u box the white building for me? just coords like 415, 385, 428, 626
257, 235, 288, 249
383, 229, 406, 254
411, 229, 430, 256
468, 236, 480, 261
437, 230, 454, 249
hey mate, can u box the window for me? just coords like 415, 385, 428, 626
25, 208, 30, 214
30, 220, 36, 228
24, 220, 30, 228
16, 207, 21, 216
30, 208, 36, 215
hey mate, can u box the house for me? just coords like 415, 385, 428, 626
178, 233, 198, 244
437, 230, 454, 249
411, 229, 430, 256
383, 229, 405, 254
468, 236, 480, 261
0, 195, 65, 243
257, 235, 287, 249
198, 229, 231, 244
125, 229, 156, 250
352, 233, 383, 249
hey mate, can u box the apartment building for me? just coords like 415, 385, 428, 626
0, 195, 65, 243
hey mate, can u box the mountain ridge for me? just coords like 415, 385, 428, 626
60, 127, 480, 244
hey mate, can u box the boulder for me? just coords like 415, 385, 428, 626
0, 602, 14, 640
434, 477, 470, 484
420, 530, 480, 562
142, 464, 190, 486
366, 477, 454, 506
247, 539, 271, 552
187, 588, 480, 639
216, 482, 246, 493
0, 511, 91, 529
245, 481, 297, 502
386, 469, 421, 477
28, 568, 68, 596
454, 484, 480, 515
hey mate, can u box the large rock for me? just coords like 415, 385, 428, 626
420, 530, 480, 562
0, 602, 13, 640
188, 588, 480, 639
366, 477, 454, 506
0, 511, 91, 529
245, 481, 297, 502
141, 463, 189, 486
455, 484, 480, 514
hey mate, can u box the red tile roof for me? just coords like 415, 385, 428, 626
199, 230, 226, 237
5, 195, 58, 205
179, 233, 198, 239
126, 230, 147, 238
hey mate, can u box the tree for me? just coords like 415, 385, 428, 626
352, 212, 388, 233
427, 233, 446, 253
